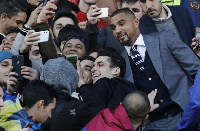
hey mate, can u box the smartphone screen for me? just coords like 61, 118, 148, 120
97, 8, 109, 18
34, 30, 49, 43
12, 55, 24, 80
65, 54, 78, 69
196, 27, 200, 49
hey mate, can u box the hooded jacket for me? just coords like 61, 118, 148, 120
81, 104, 135, 131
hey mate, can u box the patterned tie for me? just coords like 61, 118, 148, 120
130, 45, 145, 71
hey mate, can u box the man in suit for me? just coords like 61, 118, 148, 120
86, 0, 143, 83
139, 0, 195, 48
110, 8, 200, 130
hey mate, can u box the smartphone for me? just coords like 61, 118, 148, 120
12, 55, 24, 80
34, 30, 49, 43
24, 123, 33, 128
65, 54, 78, 69
97, 8, 109, 18
196, 27, 200, 49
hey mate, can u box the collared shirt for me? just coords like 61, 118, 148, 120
152, 4, 172, 21
125, 34, 146, 61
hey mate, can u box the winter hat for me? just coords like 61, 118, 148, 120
0, 51, 14, 63
57, 24, 89, 54
40, 58, 79, 95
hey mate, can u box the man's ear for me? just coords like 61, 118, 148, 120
134, 18, 139, 28
113, 67, 120, 77
38, 100, 45, 109
1, 13, 8, 22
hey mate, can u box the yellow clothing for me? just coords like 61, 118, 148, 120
0, 98, 22, 131
162, 0, 181, 6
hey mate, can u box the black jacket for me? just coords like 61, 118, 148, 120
42, 89, 97, 131
80, 77, 135, 111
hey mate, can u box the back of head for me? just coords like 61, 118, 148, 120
97, 47, 126, 78
0, 0, 27, 18
122, 91, 150, 123
22, 80, 57, 110
111, 8, 136, 19
57, 24, 89, 54
57, 0, 80, 14
40, 58, 79, 95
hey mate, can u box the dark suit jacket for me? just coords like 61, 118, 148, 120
139, 6, 195, 48
129, 30, 200, 110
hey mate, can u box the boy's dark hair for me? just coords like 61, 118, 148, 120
57, 0, 80, 14
0, 0, 27, 18
122, 90, 150, 123
22, 80, 57, 110
57, 24, 89, 53
111, 8, 136, 19
6, 28, 20, 35
97, 47, 126, 78
80, 55, 95, 62
51, 10, 78, 32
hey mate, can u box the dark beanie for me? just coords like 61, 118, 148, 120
57, 24, 89, 54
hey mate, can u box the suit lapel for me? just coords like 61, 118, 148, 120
143, 15, 158, 33
143, 35, 164, 83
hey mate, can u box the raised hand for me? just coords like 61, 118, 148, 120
148, 89, 159, 112
87, 5, 101, 25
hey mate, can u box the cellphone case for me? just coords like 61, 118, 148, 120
12, 55, 24, 80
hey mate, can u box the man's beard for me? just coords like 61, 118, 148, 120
120, 38, 131, 46
146, 6, 162, 18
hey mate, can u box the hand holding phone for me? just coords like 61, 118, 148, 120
195, 27, 200, 49
12, 55, 24, 80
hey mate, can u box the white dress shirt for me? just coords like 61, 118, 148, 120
125, 34, 146, 61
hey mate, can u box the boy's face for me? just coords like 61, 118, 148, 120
0, 59, 12, 86
61, 39, 86, 59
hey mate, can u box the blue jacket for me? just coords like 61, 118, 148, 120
3, 88, 17, 101
3, 109, 42, 131
178, 66, 200, 130
181, 0, 200, 27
